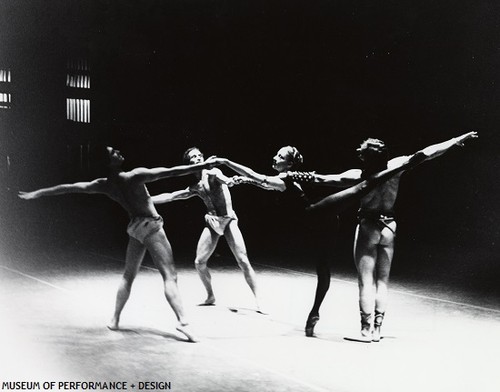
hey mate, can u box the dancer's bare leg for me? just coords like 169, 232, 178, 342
108, 237, 146, 330
373, 224, 396, 342
145, 230, 198, 342
225, 221, 263, 313
353, 222, 379, 341
194, 227, 219, 305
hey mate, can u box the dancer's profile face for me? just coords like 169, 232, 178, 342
187, 149, 204, 164
107, 147, 124, 166
272, 147, 294, 173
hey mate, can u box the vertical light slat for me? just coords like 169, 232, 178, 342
70, 99, 75, 121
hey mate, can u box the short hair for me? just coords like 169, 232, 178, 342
358, 138, 387, 155
283, 146, 304, 168
357, 138, 388, 174
183, 147, 202, 164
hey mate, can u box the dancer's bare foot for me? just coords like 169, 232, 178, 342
176, 323, 200, 343
198, 295, 216, 306
107, 319, 119, 331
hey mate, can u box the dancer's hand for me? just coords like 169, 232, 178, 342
205, 156, 223, 168
18, 191, 38, 200
455, 131, 478, 146
225, 176, 237, 187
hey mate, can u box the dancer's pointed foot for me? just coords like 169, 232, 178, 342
176, 323, 200, 343
107, 318, 119, 331
305, 315, 320, 337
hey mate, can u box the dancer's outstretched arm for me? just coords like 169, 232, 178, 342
307, 131, 478, 213
18, 178, 107, 200
220, 158, 287, 191
152, 188, 195, 204
417, 131, 478, 161
286, 169, 361, 187
307, 152, 426, 212
130, 156, 222, 184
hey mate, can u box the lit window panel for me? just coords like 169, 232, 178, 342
66, 98, 90, 123
0, 92, 11, 109
66, 59, 90, 89
0, 69, 11, 82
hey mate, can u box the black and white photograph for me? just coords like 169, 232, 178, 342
0, 1, 499, 391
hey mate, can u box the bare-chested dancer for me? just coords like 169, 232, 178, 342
151, 147, 263, 312
18, 146, 222, 342
307, 131, 478, 342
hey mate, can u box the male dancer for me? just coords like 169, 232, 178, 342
152, 147, 263, 312
306, 131, 478, 341
19, 146, 222, 342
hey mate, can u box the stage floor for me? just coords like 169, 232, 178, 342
1, 245, 499, 392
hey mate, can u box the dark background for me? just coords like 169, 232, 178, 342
0, 0, 498, 297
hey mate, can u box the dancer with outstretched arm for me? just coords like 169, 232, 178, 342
216, 146, 354, 337
152, 147, 264, 313
19, 146, 223, 342
304, 131, 478, 342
